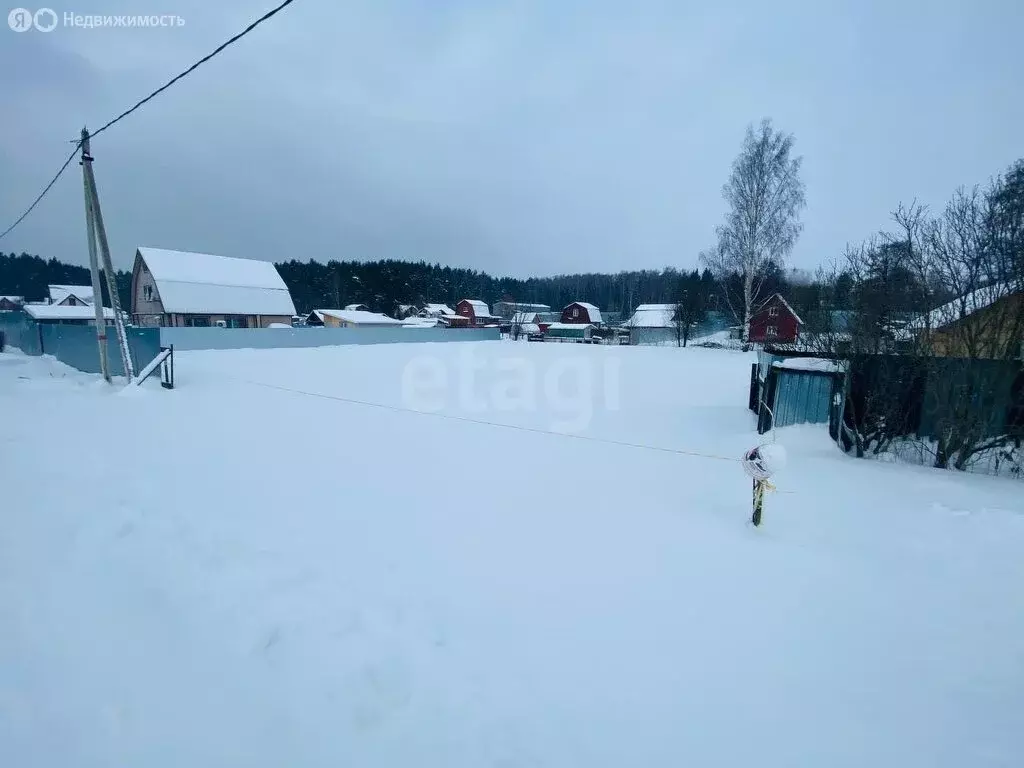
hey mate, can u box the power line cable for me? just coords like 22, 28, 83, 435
90, 0, 299, 139
0, 146, 80, 241
0, 0, 300, 241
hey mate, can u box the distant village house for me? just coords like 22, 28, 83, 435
0, 295, 24, 311
48, 285, 94, 306
748, 293, 802, 344
456, 299, 498, 326
561, 302, 602, 325
493, 301, 551, 320
419, 303, 456, 318
306, 309, 404, 328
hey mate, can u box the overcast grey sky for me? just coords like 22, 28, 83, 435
1, 0, 1021, 277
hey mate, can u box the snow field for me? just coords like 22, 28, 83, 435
1, 343, 1022, 767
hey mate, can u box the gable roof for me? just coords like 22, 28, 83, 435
423, 301, 456, 313
627, 305, 676, 327
48, 284, 94, 305
460, 299, 493, 316
25, 304, 115, 321
753, 293, 803, 325
422, 303, 455, 316
913, 283, 1016, 332
564, 301, 603, 323
136, 247, 296, 316
0, 295, 24, 303
511, 311, 542, 324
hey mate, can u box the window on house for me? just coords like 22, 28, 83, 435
766, 326, 778, 338
143, 285, 153, 301
225, 316, 248, 328
768, 305, 779, 317
188, 316, 211, 327
572, 307, 579, 318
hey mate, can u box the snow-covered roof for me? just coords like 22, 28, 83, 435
511, 311, 542, 324
345, 303, 369, 311
316, 309, 404, 325
402, 317, 440, 327
136, 247, 296, 316
547, 322, 596, 330
502, 302, 550, 311
565, 302, 603, 323
910, 283, 1015, 333
755, 293, 803, 325
0, 295, 24, 302
772, 357, 845, 374
24, 304, 115, 321
626, 305, 676, 327
48, 285, 94, 305
460, 299, 492, 317
421, 303, 455, 316
518, 323, 541, 335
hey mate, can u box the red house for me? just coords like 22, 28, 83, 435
561, 302, 602, 324
456, 299, 497, 326
748, 293, 803, 344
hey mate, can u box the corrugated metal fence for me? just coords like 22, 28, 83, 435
751, 351, 845, 434
0, 310, 161, 375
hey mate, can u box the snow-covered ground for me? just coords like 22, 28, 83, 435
2, 343, 1023, 767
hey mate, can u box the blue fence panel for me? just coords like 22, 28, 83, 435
0, 311, 43, 355
772, 369, 837, 428
1, 312, 161, 374
159, 326, 500, 351
39, 324, 161, 375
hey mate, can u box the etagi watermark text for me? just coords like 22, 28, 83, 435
8, 7, 185, 32
401, 347, 621, 433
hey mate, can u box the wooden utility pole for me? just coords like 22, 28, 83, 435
81, 128, 111, 382
80, 127, 135, 380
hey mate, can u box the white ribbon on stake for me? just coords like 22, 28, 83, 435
743, 403, 787, 526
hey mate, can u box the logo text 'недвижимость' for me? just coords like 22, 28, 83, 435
8, 8, 185, 32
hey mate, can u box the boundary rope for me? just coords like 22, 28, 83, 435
242, 378, 743, 464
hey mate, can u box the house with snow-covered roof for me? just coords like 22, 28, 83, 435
0, 295, 24, 311
48, 285, 94, 306
561, 302, 602, 325
419, 303, 456, 318
131, 247, 296, 328
307, 309, 404, 328
456, 299, 498, 326
492, 301, 551, 320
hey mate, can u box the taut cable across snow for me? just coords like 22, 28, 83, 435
241, 378, 742, 463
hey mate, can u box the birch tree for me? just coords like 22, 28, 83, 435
702, 119, 806, 341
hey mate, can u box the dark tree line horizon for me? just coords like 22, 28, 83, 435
0, 251, 818, 320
